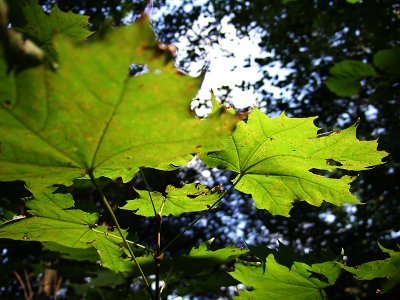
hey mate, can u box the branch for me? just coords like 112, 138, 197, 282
89, 172, 153, 299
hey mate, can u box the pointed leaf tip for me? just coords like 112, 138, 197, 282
201, 108, 387, 216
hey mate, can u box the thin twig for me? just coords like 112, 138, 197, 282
154, 211, 163, 300
140, 167, 157, 216
91, 227, 153, 253
23, 269, 33, 300
141, 168, 163, 300
89, 172, 153, 299
54, 275, 63, 300
160, 265, 174, 295
13, 271, 29, 300
161, 174, 243, 253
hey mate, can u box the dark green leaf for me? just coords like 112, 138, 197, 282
325, 60, 377, 97
373, 47, 400, 76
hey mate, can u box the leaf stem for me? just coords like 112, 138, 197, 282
140, 169, 163, 299
161, 174, 244, 253
90, 228, 153, 253
88, 172, 153, 298
154, 212, 162, 300
140, 167, 157, 217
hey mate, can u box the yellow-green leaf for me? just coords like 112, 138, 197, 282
201, 108, 387, 216
0, 15, 238, 194
231, 255, 340, 300
0, 191, 138, 273
121, 183, 220, 216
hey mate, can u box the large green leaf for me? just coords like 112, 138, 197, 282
120, 183, 221, 216
0, 15, 239, 193
201, 108, 387, 216
230, 254, 340, 300
338, 244, 400, 293
0, 191, 139, 273
325, 60, 377, 97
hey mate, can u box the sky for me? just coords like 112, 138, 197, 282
150, 1, 292, 117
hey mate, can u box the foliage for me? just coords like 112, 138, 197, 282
338, 244, 400, 294
121, 183, 221, 216
325, 47, 400, 97
325, 60, 377, 97
154, 3, 400, 298
0, 1, 397, 299
201, 107, 385, 216
231, 257, 340, 299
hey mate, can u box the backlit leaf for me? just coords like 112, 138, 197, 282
325, 60, 377, 97
121, 183, 220, 216
201, 107, 387, 216
0, 190, 139, 273
338, 244, 400, 293
7, 0, 91, 43
230, 254, 340, 300
0, 12, 239, 194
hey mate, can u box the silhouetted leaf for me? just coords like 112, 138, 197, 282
325, 60, 377, 96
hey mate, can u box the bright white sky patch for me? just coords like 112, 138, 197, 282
150, 1, 294, 117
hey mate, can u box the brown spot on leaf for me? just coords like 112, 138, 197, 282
2, 100, 11, 108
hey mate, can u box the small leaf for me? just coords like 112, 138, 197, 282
325, 60, 377, 97
174, 240, 248, 275
0, 191, 139, 273
8, 0, 91, 42
2, 0, 91, 70
230, 254, 341, 300
373, 47, 400, 76
338, 244, 400, 293
121, 183, 221, 216
201, 108, 387, 216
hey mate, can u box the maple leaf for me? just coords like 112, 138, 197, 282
201, 107, 388, 216
121, 183, 221, 216
338, 244, 400, 293
230, 254, 340, 300
0, 12, 239, 194
0, 190, 141, 273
